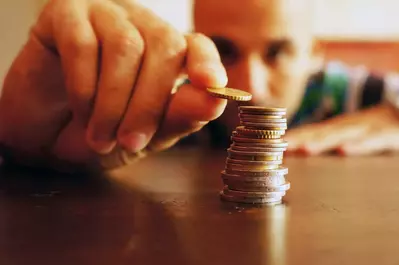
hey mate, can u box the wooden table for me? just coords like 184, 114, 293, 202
1, 148, 399, 265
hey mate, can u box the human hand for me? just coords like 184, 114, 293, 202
284, 104, 399, 156
0, 0, 227, 169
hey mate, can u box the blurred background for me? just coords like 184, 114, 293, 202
1, 0, 399, 82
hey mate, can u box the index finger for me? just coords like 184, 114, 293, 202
185, 33, 228, 88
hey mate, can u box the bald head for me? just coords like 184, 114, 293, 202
194, 0, 314, 42
192, 0, 319, 130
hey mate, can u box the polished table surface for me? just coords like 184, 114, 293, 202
1, 148, 399, 265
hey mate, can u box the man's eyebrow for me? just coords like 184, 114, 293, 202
209, 36, 234, 45
266, 38, 293, 49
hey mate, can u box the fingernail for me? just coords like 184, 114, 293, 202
336, 147, 348, 156
298, 146, 312, 156
284, 150, 295, 156
119, 132, 148, 152
88, 135, 115, 154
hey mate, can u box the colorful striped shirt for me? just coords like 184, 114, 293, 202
179, 61, 398, 148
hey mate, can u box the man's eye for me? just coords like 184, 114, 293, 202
265, 40, 290, 64
210, 36, 239, 66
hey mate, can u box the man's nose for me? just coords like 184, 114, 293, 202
227, 56, 270, 104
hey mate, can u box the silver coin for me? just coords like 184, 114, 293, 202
226, 158, 282, 166
220, 191, 283, 204
238, 114, 284, 120
231, 136, 287, 145
222, 177, 286, 187
224, 181, 291, 192
240, 117, 287, 123
230, 144, 287, 153
221, 171, 286, 183
222, 176, 287, 186
223, 167, 288, 177
223, 186, 285, 198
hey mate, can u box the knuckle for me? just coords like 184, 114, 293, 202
152, 25, 187, 56
63, 32, 97, 56
109, 30, 144, 57
140, 102, 163, 124
118, 104, 162, 136
91, 116, 119, 136
47, 0, 63, 11
189, 32, 219, 53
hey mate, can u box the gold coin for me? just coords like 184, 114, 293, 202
241, 122, 288, 130
225, 159, 282, 172
234, 133, 283, 139
236, 126, 285, 137
207, 87, 252, 101
238, 134, 282, 139
239, 106, 286, 114
229, 154, 284, 161
224, 166, 288, 177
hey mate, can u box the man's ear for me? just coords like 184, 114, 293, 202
309, 39, 325, 73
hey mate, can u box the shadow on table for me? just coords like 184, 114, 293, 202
0, 150, 290, 265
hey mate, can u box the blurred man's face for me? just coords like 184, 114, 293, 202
194, 0, 318, 130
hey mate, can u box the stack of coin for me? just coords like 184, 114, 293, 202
219, 106, 290, 205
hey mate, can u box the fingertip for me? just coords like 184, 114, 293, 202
298, 146, 315, 156
85, 126, 116, 154
336, 146, 348, 156
337, 144, 362, 156
204, 95, 228, 120
284, 149, 297, 156
117, 132, 148, 153
189, 63, 228, 88
86, 137, 116, 155
185, 33, 228, 88
173, 84, 227, 122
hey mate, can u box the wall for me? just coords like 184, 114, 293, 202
0, 0, 192, 83
0, 0, 398, 83
321, 41, 399, 73
313, 0, 399, 41
0, 0, 42, 82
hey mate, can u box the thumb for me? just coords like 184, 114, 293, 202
98, 82, 227, 169
147, 82, 227, 153
147, 33, 229, 152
